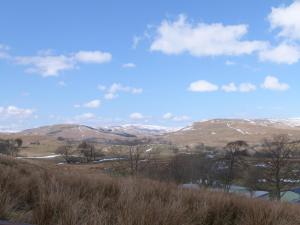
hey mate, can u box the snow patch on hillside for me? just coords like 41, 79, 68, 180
180, 125, 195, 131
226, 123, 249, 135
107, 124, 181, 135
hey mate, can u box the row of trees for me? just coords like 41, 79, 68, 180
56, 141, 105, 163
163, 135, 299, 200
0, 138, 23, 156
118, 135, 298, 201
54, 135, 299, 201
224, 135, 299, 200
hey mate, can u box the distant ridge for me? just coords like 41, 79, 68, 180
2, 119, 300, 147
165, 119, 300, 146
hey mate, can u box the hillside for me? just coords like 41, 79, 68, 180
106, 124, 177, 136
0, 124, 168, 156
20, 124, 139, 140
165, 119, 300, 146
2, 119, 300, 156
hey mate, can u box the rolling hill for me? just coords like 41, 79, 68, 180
165, 119, 300, 146
2, 119, 300, 156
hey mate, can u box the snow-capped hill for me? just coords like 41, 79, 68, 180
4, 123, 180, 141
4, 119, 300, 147
18, 124, 137, 141
268, 118, 300, 127
105, 124, 180, 136
166, 119, 300, 146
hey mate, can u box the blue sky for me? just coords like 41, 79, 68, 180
1, 0, 300, 131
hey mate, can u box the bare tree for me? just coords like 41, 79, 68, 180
0, 139, 10, 155
262, 135, 296, 200
56, 144, 73, 163
166, 153, 218, 186
0, 139, 21, 156
77, 141, 96, 162
222, 140, 249, 192
128, 145, 141, 175
168, 154, 189, 183
14, 138, 23, 148
244, 165, 262, 197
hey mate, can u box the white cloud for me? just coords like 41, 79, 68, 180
97, 85, 106, 91
14, 50, 112, 77
239, 83, 256, 92
73, 113, 96, 121
163, 112, 190, 121
262, 2, 300, 65
268, 1, 300, 40
122, 63, 136, 68
151, 14, 267, 57
109, 83, 129, 93
259, 43, 300, 64
0, 106, 34, 119
15, 55, 74, 77
132, 30, 151, 49
0, 44, 10, 59
222, 82, 256, 92
83, 99, 101, 108
163, 113, 173, 120
225, 60, 236, 66
188, 80, 218, 92
190, 80, 257, 93
101, 83, 143, 100
130, 112, 144, 120
173, 115, 190, 122
131, 88, 143, 94
262, 76, 289, 91
104, 93, 117, 100
0, 44, 9, 51
103, 83, 125, 100
73, 104, 81, 108
74, 99, 101, 109
58, 81, 66, 87
222, 83, 238, 92
132, 36, 142, 49
74, 51, 112, 64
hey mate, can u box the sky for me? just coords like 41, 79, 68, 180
1, 0, 300, 131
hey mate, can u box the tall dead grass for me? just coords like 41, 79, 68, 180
0, 156, 299, 225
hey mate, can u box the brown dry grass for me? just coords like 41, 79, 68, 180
0, 156, 300, 225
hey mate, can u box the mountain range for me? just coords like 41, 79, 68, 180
2, 119, 300, 147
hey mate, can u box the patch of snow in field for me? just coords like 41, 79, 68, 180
93, 158, 126, 163
180, 183, 200, 190
17, 154, 61, 159
146, 148, 153, 152
255, 163, 268, 168
282, 179, 300, 183
211, 132, 216, 135
206, 154, 215, 159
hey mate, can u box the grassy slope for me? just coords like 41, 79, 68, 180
0, 156, 300, 225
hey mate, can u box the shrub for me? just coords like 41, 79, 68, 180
0, 156, 299, 225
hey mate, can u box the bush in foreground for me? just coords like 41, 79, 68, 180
0, 156, 299, 225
